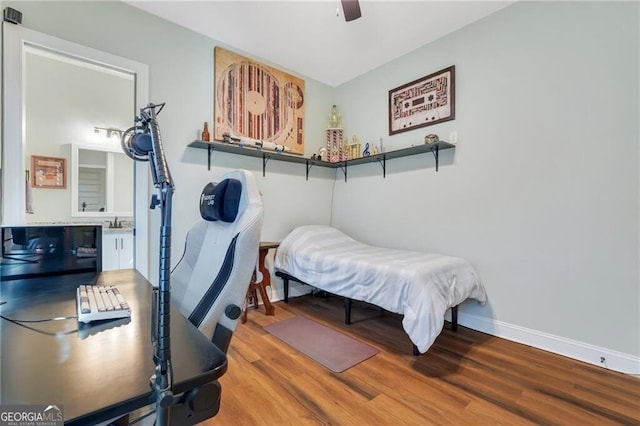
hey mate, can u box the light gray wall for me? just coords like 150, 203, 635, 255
5, 0, 336, 290
4, 1, 638, 366
0, 0, 3, 219
332, 1, 639, 357
638, 0, 640, 370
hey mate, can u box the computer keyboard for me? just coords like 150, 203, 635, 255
77, 284, 131, 323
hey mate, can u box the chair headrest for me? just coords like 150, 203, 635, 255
200, 178, 242, 223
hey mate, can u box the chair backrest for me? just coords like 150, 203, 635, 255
171, 169, 263, 352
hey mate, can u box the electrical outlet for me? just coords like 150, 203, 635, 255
449, 130, 458, 144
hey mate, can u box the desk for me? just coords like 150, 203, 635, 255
242, 242, 278, 323
0, 269, 227, 425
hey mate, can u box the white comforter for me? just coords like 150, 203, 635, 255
274, 225, 487, 353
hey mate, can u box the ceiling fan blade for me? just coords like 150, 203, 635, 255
341, 0, 362, 22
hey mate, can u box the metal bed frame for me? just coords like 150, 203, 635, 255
275, 271, 459, 356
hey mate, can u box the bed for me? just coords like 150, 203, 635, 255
273, 225, 487, 354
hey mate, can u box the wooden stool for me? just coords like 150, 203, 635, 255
242, 242, 279, 323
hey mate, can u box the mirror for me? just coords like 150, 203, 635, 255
71, 143, 133, 217
19, 44, 134, 222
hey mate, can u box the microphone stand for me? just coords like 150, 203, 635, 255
126, 103, 175, 425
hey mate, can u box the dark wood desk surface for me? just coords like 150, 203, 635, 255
0, 269, 227, 425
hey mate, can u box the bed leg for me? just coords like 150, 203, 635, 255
344, 298, 352, 325
451, 305, 458, 331
283, 277, 289, 303
412, 344, 419, 356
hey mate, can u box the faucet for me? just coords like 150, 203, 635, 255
110, 217, 120, 229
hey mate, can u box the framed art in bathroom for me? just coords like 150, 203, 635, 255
31, 155, 66, 189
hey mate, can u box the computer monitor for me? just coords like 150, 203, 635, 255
0, 224, 102, 281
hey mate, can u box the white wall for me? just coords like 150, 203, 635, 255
4, 1, 638, 373
638, 0, 640, 372
4, 1, 336, 293
332, 1, 639, 367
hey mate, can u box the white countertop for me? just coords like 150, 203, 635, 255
25, 221, 133, 233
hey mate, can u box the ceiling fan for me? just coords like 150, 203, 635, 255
340, 0, 362, 22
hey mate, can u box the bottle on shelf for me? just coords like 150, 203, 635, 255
202, 122, 210, 142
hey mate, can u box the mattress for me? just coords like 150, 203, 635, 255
274, 225, 487, 352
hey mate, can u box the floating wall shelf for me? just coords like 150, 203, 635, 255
187, 140, 454, 181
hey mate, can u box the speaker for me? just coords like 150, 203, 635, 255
3, 7, 22, 25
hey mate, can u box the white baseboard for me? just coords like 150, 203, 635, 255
269, 281, 639, 375
458, 312, 640, 376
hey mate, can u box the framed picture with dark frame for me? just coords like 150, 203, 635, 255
31, 155, 66, 189
388, 65, 455, 135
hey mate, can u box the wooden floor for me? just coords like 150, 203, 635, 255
205, 295, 640, 425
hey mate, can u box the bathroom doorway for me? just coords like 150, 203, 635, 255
2, 24, 150, 277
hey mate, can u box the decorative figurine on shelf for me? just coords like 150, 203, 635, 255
351, 135, 361, 159
331, 146, 339, 161
326, 128, 343, 163
202, 122, 210, 142
425, 133, 439, 144
318, 147, 327, 161
328, 104, 342, 129
362, 142, 371, 157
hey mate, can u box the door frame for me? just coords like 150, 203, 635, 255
2, 23, 150, 278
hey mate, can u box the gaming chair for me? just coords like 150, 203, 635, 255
171, 169, 263, 352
